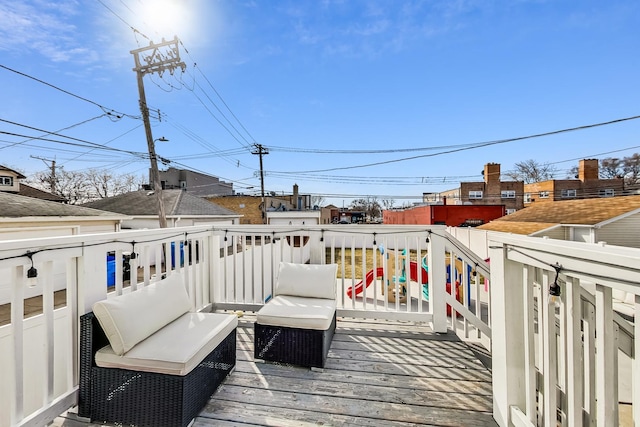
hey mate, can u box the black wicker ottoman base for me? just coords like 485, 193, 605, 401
254, 313, 336, 368
79, 312, 236, 427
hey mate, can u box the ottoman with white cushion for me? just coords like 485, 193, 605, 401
254, 262, 338, 368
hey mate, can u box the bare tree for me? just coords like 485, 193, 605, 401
350, 197, 381, 221
86, 169, 143, 199
30, 167, 144, 204
505, 159, 557, 184
623, 153, 640, 185
381, 198, 395, 210
600, 158, 624, 179
311, 195, 326, 208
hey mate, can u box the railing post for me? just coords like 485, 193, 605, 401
428, 233, 447, 333
490, 242, 526, 427
210, 234, 222, 306
309, 233, 323, 265
78, 245, 108, 314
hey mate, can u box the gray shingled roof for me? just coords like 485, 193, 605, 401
18, 183, 66, 202
81, 190, 240, 217
0, 191, 126, 218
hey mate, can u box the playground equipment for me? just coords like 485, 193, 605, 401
345, 246, 416, 302
346, 246, 466, 316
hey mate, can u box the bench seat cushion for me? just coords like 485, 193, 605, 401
95, 312, 237, 376
256, 295, 336, 330
93, 275, 192, 356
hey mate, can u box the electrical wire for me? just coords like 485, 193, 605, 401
268, 114, 640, 174
0, 64, 139, 120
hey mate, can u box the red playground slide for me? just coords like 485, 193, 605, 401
408, 261, 428, 284
346, 267, 385, 299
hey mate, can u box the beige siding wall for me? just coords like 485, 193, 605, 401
596, 214, 640, 248
535, 226, 567, 240
0, 221, 118, 237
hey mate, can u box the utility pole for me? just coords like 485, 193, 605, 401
251, 144, 269, 223
31, 155, 57, 194
131, 36, 185, 228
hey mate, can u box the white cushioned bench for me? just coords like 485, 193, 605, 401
254, 262, 338, 368
79, 274, 237, 427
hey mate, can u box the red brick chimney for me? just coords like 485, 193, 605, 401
484, 163, 501, 184
578, 159, 599, 182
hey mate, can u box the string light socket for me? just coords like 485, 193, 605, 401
549, 263, 562, 307
26, 252, 38, 288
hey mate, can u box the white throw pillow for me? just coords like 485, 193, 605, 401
274, 262, 338, 300
93, 274, 192, 355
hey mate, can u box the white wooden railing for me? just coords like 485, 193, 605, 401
1, 224, 493, 426
489, 234, 639, 427
3, 224, 635, 426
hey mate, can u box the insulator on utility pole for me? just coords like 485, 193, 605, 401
131, 36, 186, 228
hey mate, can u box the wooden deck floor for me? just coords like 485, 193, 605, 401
54, 317, 497, 427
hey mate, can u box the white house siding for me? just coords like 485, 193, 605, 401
0, 221, 119, 238
122, 218, 237, 229
596, 213, 640, 248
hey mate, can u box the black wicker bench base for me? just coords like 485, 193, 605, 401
254, 313, 336, 368
79, 312, 236, 427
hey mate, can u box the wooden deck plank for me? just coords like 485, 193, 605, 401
223, 370, 493, 411
197, 400, 439, 427
203, 384, 496, 426
200, 319, 497, 426
232, 360, 493, 396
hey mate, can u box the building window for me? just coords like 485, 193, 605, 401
561, 189, 577, 198
468, 191, 483, 199
506, 209, 517, 214
0, 176, 13, 186
524, 193, 531, 203
501, 190, 516, 199
539, 191, 549, 199
599, 188, 615, 197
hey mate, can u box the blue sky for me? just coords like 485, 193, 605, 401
1, 0, 640, 207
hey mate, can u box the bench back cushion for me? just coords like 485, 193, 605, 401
93, 274, 192, 355
275, 262, 338, 300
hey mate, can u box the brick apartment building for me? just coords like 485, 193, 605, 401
440, 163, 524, 213
524, 159, 625, 205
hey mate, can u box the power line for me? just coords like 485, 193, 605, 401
269, 114, 640, 174
0, 129, 149, 159
0, 114, 107, 151
0, 64, 139, 120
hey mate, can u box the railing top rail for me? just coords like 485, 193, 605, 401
0, 225, 214, 252
442, 231, 491, 277
490, 233, 640, 292
211, 224, 447, 233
